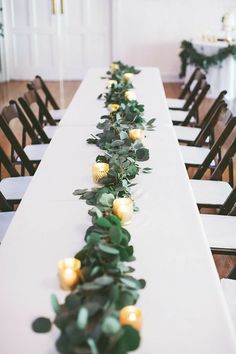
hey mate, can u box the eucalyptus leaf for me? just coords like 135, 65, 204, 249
73, 188, 88, 196
98, 193, 115, 207
102, 316, 121, 334
50, 294, 60, 314
136, 147, 149, 161
32, 317, 52, 333
87, 338, 99, 354
77, 307, 89, 330
98, 243, 119, 255
94, 275, 114, 286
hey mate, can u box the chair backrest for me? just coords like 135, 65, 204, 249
0, 144, 20, 180
219, 187, 236, 216
15, 97, 50, 144
18, 89, 55, 142
179, 67, 201, 98
210, 138, 236, 187
22, 88, 56, 126
181, 70, 206, 110
0, 191, 12, 212
199, 90, 227, 130
30, 75, 60, 110
181, 80, 210, 126
193, 101, 229, 147
192, 116, 236, 180
0, 112, 36, 176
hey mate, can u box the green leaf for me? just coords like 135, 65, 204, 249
50, 294, 60, 314
89, 207, 103, 218
120, 277, 140, 289
95, 275, 114, 286
120, 131, 129, 140
99, 243, 119, 255
102, 316, 121, 334
146, 118, 156, 126
98, 193, 115, 207
136, 147, 149, 161
95, 217, 112, 229
109, 225, 122, 243
73, 188, 87, 196
87, 232, 101, 245
77, 307, 89, 330
122, 325, 140, 351
107, 214, 121, 227
87, 338, 99, 354
32, 317, 51, 333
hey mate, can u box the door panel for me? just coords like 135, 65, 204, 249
5, 0, 111, 80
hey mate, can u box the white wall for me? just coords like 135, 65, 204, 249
113, 0, 236, 81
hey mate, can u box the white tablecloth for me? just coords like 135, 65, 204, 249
186, 40, 236, 112
0, 68, 236, 354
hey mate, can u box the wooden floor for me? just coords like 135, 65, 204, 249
0, 79, 235, 278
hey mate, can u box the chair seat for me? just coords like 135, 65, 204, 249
179, 145, 213, 166
17, 144, 48, 162
0, 176, 32, 202
190, 179, 232, 207
221, 278, 236, 331
167, 98, 186, 109
174, 125, 201, 143
201, 214, 236, 250
43, 125, 57, 139
0, 211, 15, 242
49, 109, 66, 121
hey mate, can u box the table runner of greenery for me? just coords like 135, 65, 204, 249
179, 40, 236, 77
32, 61, 156, 354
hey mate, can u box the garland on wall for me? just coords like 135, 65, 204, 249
179, 40, 236, 78
32, 61, 156, 354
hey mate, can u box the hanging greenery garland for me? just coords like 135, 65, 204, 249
179, 40, 236, 78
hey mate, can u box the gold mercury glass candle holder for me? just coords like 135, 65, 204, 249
124, 72, 134, 82
119, 305, 143, 331
58, 257, 81, 291
112, 198, 134, 225
92, 162, 109, 184
129, 129, 145, 142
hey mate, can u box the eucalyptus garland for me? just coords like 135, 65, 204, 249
179, 40, 236, 77
32, 61, 155, 354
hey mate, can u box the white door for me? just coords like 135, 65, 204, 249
4, 0, 112, 80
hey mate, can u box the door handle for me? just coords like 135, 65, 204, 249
52, 0, 56, 15
60, 0, 64, 14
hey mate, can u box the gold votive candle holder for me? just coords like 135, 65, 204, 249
112, 198, 133, 225
111, 63, 119, 72
124, 90, 136, 101
128, 129, 145, 142
92, 162, 109, 184
58, 257, 81, 291
124, 73, 134, 82
108, 103, 120, 112
119, 305, 143, 331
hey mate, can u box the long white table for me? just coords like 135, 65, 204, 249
0, 68, 236, 354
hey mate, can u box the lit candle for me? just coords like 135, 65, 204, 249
111, 63, 119, 72
107, 79, 118, 88
58, 258, 81, 290
112, 198, 133, 225
119, 306, 142, 331
124, 90, 136, 101
92, 162, 109, 184
108, 103, 120, 112
124, 73, 134, 82
128, 129, 145, 142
